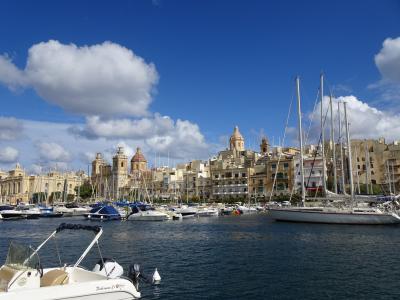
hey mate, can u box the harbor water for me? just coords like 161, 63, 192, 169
1, 214, 400, 299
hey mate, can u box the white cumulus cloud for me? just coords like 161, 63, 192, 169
375, 37, 400, 83
0, 117, 23, 140
0, 40, 158, 117
0, 146, 19, 163
304, 95, 400, 144
70, 114, 209, 159
36, 142, 71, 162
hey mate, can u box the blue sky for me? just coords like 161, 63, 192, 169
0, 0, 399, 172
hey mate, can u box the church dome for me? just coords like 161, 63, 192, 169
131, 147, 147, 162
230, 126, 243, 140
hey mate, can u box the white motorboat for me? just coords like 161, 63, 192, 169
127, 205, 170, 221
53, 204, 74, 217
0, 223, 141, 299
196, 207, 219, 217
65, 203, 91, 216
268, 206, 400, 225
0, 206, 26, 220
16, 204, 41, 219
236, 205, 258, 214
175, 205, 198, 219
157, 206, 183, 220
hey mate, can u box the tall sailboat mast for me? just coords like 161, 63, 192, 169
329, 93, 337, 193
320, 73, 327, 195
337, 102, 346, 194
296, 76, 306, 206
344, 102, 354, 204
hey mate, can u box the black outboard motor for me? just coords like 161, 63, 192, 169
128, 264, 141, 291
128, 263, 161, 290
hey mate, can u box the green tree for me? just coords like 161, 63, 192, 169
75, 181, 93, 199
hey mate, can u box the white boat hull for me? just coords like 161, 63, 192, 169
268, 208, 400, 225
196, 209, 219, 217
0, 278, 139, 300
128, 211, 169, 221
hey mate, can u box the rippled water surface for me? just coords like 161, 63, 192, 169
1, 214, 400, 299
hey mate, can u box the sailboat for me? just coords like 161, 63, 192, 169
268, 75, 400, 225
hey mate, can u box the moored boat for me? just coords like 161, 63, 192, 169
0, 223, 141, 299
0, 205, 26, 220
84, 205, 121, 221
268, 206, 400, 224
127, 204, 170, 221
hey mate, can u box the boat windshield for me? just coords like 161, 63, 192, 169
5, 241, 39, 270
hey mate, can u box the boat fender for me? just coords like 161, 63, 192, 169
152, 268, 161, 284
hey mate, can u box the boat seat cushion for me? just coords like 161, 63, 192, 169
41, 269, 69, 287
0, 266, 18, 291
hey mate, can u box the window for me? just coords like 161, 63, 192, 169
235, 173, 239, 178
258, 179, 263, 185
242, 173, 246, 177
311, 171, 315, 174
362, 157, 365, 161
271, 164, 276, 169
370, 163, 374, 168
371, 171, 375, 175
284, 163, 289, 168
121, 162, 124, 167
357, 165, 360, 169
357, 157, 360, 162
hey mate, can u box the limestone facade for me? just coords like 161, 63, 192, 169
0, 163, 84, 205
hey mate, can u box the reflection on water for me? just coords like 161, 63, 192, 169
1, 215, 400, 299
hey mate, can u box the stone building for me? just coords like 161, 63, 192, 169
210, 126, 258, 200
91, 147, 151, 200
351, 138, 400, 194
181, 160, 211, 201
249, 142, 298, 199
0, 163, 84, 205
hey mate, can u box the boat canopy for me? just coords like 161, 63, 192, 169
56, 223, 101, 233
98, 205, 120, 216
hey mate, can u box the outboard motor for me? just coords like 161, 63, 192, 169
128, 264, 141, 291
93, 258, 124, 278
128, 263, 161, 290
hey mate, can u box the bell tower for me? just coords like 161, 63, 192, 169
260, 137, 270, 154
112, 147, 128, 199
229, 126, 245, 152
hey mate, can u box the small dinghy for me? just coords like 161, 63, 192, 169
0, 223, 142, 299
